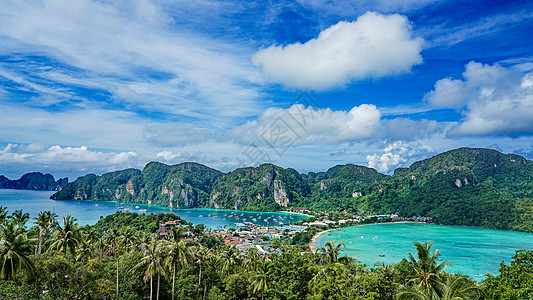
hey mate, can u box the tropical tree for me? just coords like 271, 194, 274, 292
249, 258, 271, 300
220, 245, 239, 277
49, 215, 80, 257
317, 239, 351, 265
396, 274, 484, 300
0, 219, 35, 279
105, 227, 123, 299
134, 236, 167, 300
10, 209, 30, 226
163, 227, 190, 300
34, 210, 57, 254
0, 206, 8, 222
407, 241, 450, 293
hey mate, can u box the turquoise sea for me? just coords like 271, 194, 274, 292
315, 222, 533, 279
0, 189, 308, 228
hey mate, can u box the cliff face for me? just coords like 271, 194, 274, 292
51, 162, 223, 208
0, 172, 68, 191
209, 164, 311, 211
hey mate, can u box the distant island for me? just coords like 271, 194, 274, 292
0, 172, 68, 191
52, 147, 533, 232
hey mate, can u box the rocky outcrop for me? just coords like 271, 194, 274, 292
273, 180, 289, 207
0, 172, 68, 191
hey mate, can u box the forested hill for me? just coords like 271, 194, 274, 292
52, 148, 533, 231
0, 172, 68, 191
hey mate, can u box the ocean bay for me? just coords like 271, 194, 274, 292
0, 189, 308, 228
315, 222, 533, 279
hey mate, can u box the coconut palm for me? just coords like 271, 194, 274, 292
0, 219, 35, 279
192, 245, 212, 298
10, 209, 30, 226
250, 258, 271, 300
49, 215, 80, 257
408, 241, 450, 292
105, 227, 123, 299
0, 206, 8, 222
134, 236, 167, 300
396, 274, 484, 300
317, 239, 348, 265
163, 227, 190, 300
34, 210, 57, 254
220, 245, 239, 277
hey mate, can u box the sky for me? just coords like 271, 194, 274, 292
0, 0, 532, 180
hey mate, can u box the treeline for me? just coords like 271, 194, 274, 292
0, 209, 532, 299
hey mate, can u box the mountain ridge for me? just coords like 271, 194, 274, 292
0, 172, 68, 191
51, 148, 533, 231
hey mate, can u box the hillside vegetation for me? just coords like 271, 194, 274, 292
52, 148, 533, 231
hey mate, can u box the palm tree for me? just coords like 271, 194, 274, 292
34, 211, 57, 254
49, 215, 80, 257
0, 219, 35, 279
134, 236, 167, 300
396, 274, 484, 300
192, 245, 212, 299
10, 209, 30, 226
220, 245, 239, 277
249, 258, 271, 300
0, 206, 8, 222
105, 227, 123, 299
317, 239, 347, 265
408, 241, 450, 292
163, 227, 190, 300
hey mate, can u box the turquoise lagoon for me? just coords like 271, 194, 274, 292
315, 222, 533, 279
0, 189, 308, 228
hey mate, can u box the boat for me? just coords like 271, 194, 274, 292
138, 209, 147, 212
373, 236, 379, 239
192, 209, 197, 211
228, 215, 233, 218
135, 206, 140, 209
199, 215, 203, 217
213, 216, 217, 218
474, 274, 484, 277
379, 254, 385, 257
95, 204, 99, 206
234, 216, 239, 220
118, 207, 124, 209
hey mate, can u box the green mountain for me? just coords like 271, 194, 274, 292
0, 172, 68, 191
51, 148, 533, 231
210, 164, 311, 211
51, 162, 223, 208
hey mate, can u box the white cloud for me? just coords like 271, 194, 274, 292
228, 103, 442, 146
425, 61, 533, 136
0, 0, 264, 122
0, 143, 140, 178
366, 141, 434, 173
228, 104, 382, 145
252, 12, 423, 90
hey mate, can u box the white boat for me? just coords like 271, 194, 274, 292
138, 209, 147, 212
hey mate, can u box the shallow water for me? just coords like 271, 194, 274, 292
0, 189, 308, 228
315, 222, 533, 279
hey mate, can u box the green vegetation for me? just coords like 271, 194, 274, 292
52, 148, 533, 232
0, 209, 531, 299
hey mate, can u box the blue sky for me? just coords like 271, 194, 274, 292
0, 0, 532, 180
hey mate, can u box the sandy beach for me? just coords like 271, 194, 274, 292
281, 210, 314, 218
308, 228, 335, 251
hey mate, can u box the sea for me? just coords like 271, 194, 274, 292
0, 189, 308, 228
315, 222, 533, 280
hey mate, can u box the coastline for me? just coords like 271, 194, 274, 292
280, 210, 314, 218
307, 221, 427, 251
308, 228, 335, 251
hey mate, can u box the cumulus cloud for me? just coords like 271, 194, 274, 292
366, 141, 434, 173
0, 144, 140, 178
228, 103, 442, 147
252, 12, 423, 90
425, 61, 533, 136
